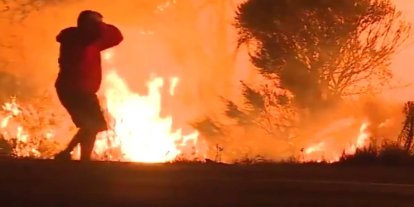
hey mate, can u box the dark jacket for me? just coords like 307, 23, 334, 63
56, 23, 123, 93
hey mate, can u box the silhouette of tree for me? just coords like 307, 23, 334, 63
398, 101, 414, 151
214, 0, 412, 140
235, 0, 410, 110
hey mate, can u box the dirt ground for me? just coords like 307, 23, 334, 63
0, 159, 414, 207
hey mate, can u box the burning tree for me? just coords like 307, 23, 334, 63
234, 0, 410, 110
223, 0, 410, 135
192, 0, 412, 161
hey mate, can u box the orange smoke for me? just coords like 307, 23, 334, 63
0, 0, 410, 163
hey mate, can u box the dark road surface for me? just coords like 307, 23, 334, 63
0, 159, 414, 207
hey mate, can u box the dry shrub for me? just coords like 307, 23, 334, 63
338, 141, 414, 166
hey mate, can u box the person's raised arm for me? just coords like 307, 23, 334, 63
95, 23, 123, 51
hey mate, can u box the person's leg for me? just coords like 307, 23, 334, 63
78, 93, 107, 161
79, 129, 99, 161
62, 129, 83, 153
55, 89, 84, 160
54, 129, 87, 160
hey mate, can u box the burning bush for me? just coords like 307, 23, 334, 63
0, 96, 63, 158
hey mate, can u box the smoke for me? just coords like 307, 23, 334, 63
0, 0, 411, 161
0, 0, 252, 122
386, 0, 414, 102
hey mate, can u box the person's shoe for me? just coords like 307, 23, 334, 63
54, 151, 71, 161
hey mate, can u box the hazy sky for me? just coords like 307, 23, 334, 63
387, 0, 414, 101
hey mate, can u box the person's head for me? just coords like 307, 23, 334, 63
77, 10, 103, 28
77, 10, 103, 42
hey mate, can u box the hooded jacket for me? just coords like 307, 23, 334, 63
56, 23, 123, 93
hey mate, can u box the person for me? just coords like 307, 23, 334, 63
54, 10, 123, 161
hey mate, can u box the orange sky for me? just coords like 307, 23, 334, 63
386, 0, 414, 101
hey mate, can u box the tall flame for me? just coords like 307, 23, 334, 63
93, 50, 206, 163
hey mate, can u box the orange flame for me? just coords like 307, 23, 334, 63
302, 121, 371, 163
345, 122, 370, 155
92, 50, 207, 162
0, 98, 50, 158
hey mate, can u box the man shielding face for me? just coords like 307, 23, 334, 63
54, 10, 123, 161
